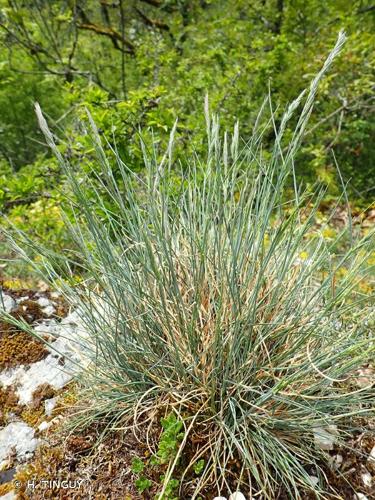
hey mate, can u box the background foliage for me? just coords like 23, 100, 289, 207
0, 0, 374, 252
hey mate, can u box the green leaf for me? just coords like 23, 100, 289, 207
193, 459, 205, 475
135, 476, 152, 493
131, 457, 145, 474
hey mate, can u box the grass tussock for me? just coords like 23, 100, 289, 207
3, 32, 375, 499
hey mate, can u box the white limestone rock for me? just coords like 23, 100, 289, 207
0, 293, 16, 313
44, 397, 58, 417
0, 354, 73, 405
61, 310, 81, 325
0, 316, 88, 405
0, 422, 38, 462
361, 472, 372, 488
38, 420, 52, 432
16, 296, 29, 304
313, 425, 338, 451
37, 297, 52, 308
33, 320, 59, 339
229, 493, 247, 500
355, 493, 369, 500
308, 475, 319, 487
42, 305, 56, 316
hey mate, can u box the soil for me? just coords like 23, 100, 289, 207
13, 423, 147, 499
8, 418, 375, 499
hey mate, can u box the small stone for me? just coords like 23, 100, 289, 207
355, 367, 374, 389
361, 472, 372, 488
354, 493, 368, 500
332, 454, 343, 468
44, 397, 57, 417
50, 415, 63, 424
313, 425, 338, 451
229, 493, 247, 500
37, 281, 49, 292
368, 445, 375, 464
0, 491, 17, 500
37, 297, 52, 308
42, 305, 56, 317
0, 459, 9, 471
38, 421, 52, 432
308, 475, 319, 487
16, 296, 29, 304
0, 293, 16, 313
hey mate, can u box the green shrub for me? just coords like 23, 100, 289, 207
5, 33, 375, 499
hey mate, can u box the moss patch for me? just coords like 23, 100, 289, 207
19, 384, 57, 427
0, 330, 48, 370
0, 483, 13, 496
14, 446, 65, 499
0, 300, 48, 370
0, 385, 21, 427
0, 289, 69, 371
20, 407, 45, 428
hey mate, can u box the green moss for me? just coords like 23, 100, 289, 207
0, 299, 48, 370
20, 406, 45, 428
0, 329, 47, 370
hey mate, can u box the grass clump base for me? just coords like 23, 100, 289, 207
5, 32, 374, 499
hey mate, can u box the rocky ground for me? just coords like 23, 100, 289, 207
0, 281, 374, 499
0, 286, 85, 499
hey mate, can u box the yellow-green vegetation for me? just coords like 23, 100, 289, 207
0, 483, 13, 496
19, 407, 45, 429
0, 0, 374, 266
0, 300, 48, 370
13, 446, 65, 500
0, 278, 35, 290
18, 384, 57, 428
54, 383, 79, 415
0, 328, 47, 370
